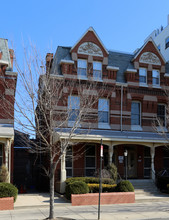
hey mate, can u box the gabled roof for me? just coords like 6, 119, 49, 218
133, 38, 166, 63
70, 27, 109, 55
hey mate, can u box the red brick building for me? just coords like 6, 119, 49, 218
0, 39, 17, 182
45, 27, 169, 192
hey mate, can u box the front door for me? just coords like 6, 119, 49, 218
127, 149, 137, 178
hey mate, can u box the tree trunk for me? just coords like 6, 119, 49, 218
49, 166, 54, 219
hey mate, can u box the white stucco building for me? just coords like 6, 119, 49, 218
145, 15, 169, 62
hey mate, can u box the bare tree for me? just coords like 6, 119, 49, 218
13, 44, 112, 219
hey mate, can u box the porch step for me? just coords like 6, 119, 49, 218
129, 179, 169, 203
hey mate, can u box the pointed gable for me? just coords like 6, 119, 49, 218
133, 39, 166, 66
70, 27, 109, 57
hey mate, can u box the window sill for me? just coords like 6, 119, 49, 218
93, 78, 103, 82
152, 85, 161, 89
68, 121, 81, 128
156, 126, 168, 132
78, 76, 88, 80
139, 83, 148, 87
131, 125, 142, 131
98, 123, 111, 129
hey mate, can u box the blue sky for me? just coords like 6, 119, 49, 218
1, 0, 169, 60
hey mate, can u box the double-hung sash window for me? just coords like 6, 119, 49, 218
77, 59, 87, 79
68, 96, 80, 122
157, 104, 166, 127
98, 98, 109, 124
152, 70, 160, 86
139, 68, 147, 84
131, 102, 141, 126
93, 61, 102, 80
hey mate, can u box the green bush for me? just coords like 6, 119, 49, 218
65, 181, 89, 200
107, 163, 117, 182
0, 182, 18, 202
116, 180, 134, 192
88, 183, 117, 193
65, 177, 115, 185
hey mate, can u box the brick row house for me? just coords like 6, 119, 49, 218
0, 38, 17, 182
43, 27, 169, 192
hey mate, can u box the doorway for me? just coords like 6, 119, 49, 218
126, 147, 137, 178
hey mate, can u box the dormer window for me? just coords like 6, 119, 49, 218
152, 69, 160, 86
77, 59, 87, 79
139, 68, 147, 84
93, 61, 102, 81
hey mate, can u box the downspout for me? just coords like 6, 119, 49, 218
121, 85, 123, 131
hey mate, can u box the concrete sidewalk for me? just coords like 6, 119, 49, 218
14, 192, 70, 209
1, 201, 169, 219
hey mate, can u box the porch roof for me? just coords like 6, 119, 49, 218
55, 128, 169, 145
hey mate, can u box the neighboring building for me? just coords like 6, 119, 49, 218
42, 27, 169, 192
0, 39, 17, 182
145, 15, 169, 62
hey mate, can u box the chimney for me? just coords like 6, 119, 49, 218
46, 53, 53, 75
9, 49, 14, 69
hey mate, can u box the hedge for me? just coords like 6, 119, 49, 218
88, 183, 117, 193
65, 177, 115, 185
65, 181, 89, 200
0, 182, 18, 202
116, 180, 134, 192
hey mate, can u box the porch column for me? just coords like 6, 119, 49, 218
60, 150, 66, 193
108, 145, 114, 165
5, 140, 10, 183
150, 146, 155, 181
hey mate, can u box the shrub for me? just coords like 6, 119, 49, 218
0, 182, 18, 202
0, 164, 9, 182
156, 176, 169, 191
116, 180, 134, 192
88, 183, 117, 193
107, 163, 117, 182
65, 181, 89, 200
65, 177, 115, 185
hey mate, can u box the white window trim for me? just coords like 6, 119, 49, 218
93, 61, 102, 81
152, 69, 160, 87
139, 68, 147, 86
85, 145, 96, 176
77, 59, 87, 80
131, 101, 142, 131
0, 144, 3, 166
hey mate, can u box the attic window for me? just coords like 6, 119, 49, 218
77, 59, 87, 79
93, 61, 102, 80
139, 68, 147, 84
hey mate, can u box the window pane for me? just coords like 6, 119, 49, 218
69, 109, 79, 121
152, 70, 160, 85
68, 96, 80, 110
86, 169, 95, 176
98, 99, 109, 111
66, 169, 72, 177
86, 146, 95, 156
86, 157, 95, 167
93, 62, 102, 71
98, 111, 108, 123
